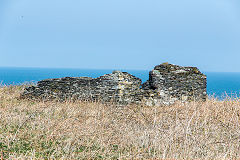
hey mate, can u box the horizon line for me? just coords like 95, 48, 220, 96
0, 65, 239, 73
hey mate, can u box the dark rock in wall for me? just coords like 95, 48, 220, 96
21, 63, 207, 106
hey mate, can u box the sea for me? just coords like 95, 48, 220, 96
1, 67, 240, 99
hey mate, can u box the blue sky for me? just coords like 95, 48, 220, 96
0, 0, 240, 72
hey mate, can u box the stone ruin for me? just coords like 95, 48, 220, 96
21, 63, 207, 106
142, 63, 207, 105
22, 71, 143, 105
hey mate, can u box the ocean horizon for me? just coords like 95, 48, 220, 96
1, 67, 240, 99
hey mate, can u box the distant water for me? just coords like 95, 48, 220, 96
0, 67, 240, 99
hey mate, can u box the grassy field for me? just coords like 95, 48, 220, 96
0, 86, 240, 159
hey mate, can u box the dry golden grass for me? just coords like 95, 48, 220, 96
0, 85, 240, 159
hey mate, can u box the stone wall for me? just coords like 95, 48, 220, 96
22, 71, 143, 105
21, 63, 207, 106
142, 63, 207, 105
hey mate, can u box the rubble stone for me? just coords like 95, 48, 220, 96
21, 63, 207, 106
22, 71, 143, 105
141, 63, 207, 105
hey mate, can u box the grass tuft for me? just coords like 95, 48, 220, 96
0, 86, 240, 159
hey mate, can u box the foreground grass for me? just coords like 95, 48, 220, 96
0, 86, 240, 159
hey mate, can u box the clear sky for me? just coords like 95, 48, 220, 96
0, 0, 240, 72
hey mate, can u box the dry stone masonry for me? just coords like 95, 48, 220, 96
21, 63, 207, 106
22, 71, 143, 105
142, 63, 207, 105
